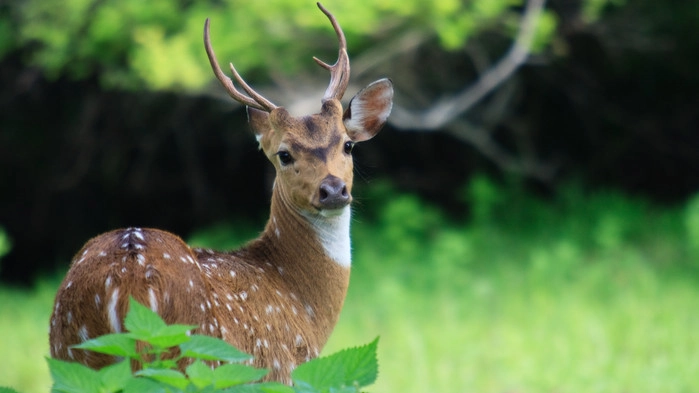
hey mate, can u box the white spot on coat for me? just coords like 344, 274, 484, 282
108, 288, 121, 333
148, 288, 158, 312
133, 230, 145, 241
78, 325, 89, 342
273, 359, 281, 370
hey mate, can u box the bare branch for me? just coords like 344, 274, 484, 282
389, 0, 547, 130
351, 29, 431, 78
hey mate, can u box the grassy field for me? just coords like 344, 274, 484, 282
2, 179, 699, 392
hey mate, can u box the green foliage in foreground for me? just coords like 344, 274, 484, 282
48, 298, 378, 393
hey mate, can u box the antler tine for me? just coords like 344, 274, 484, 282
313, 2, 350, 102
204, 18, 277, 112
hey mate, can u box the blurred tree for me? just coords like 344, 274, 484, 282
6, 0, 699, 285
5, 0, 556, 90
4, 0, 626, 182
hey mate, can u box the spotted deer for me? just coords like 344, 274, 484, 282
49, 2, 392, 384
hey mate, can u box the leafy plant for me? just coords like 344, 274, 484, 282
47, 298, 378, 393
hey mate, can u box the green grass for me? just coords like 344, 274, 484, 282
0, 279, 57, 393
2, 179, 699, 392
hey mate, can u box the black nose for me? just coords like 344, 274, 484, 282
318, 175, 350, 210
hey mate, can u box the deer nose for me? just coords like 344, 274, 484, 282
318, 175, 350, 210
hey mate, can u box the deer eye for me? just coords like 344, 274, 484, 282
344, 141, 355, 155
276, 151, 294, 166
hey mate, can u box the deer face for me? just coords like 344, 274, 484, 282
248, 79, 393, 217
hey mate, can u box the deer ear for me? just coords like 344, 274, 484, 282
247, 106, 271, 149
343, 78, 393, 142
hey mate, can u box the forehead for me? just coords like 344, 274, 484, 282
283, 114, 346, 161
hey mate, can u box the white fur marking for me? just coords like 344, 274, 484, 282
78, 325, 89, 342
148, 288, 158, 312
108, 288, 121, 333
302, 206, 352, 266
133, 230, 145, 241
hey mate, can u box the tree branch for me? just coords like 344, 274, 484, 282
389, 0, 547, 130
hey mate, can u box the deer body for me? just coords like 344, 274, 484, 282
49, 3, 393, 384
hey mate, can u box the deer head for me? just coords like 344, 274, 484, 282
204, 2, 393, 222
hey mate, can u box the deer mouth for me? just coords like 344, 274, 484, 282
310, 203, 351, 218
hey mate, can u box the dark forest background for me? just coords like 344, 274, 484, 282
1, 0, 698, 284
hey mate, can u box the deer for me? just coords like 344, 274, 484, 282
48, 2, 393, 384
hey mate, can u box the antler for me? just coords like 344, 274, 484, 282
204, 18, 277, 112
313, 2, 350, 102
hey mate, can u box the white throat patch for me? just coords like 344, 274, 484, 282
304, 206, 352, 267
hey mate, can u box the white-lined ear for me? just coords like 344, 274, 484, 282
343, 78, 393, 142
247, 107, 270, 149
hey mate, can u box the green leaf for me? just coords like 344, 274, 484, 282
186, 360, 214, 389
212, 364, 269, 388
122, 297, 195, 348
147, 324, 197, 348
136, 369, 190, 390
72, 333, 138, 358
291, 338, 379, 392
220, 382, 294, 393
180, 335, 252, 363
124, 297, 167, 341
0, 388, 21, 393
259, 383, 296, 393
99, 361, 133, 393
47, 358, 101, 393
122, 377, 168, 393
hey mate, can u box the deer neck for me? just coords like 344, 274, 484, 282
264, 182, 352, 267
247, 183, 351, 335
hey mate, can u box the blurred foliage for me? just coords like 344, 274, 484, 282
1, 0, 625, 90
0, 226, 11, 262
686, 194, 699, 260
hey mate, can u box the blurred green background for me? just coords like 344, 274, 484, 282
1, 0, 699, 392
